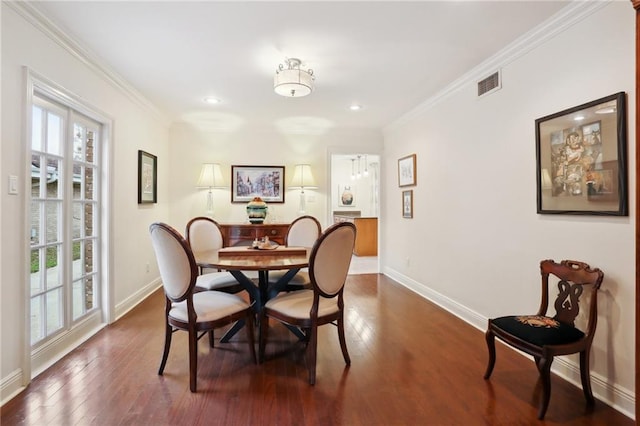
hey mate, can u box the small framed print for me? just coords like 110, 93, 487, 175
138, 150, 157, 204
398, 154, 417, 187
402, 190, 413, 218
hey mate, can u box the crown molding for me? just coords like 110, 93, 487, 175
6, 1, 170, 125
385, 0, 612, 133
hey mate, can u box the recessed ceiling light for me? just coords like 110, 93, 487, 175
573, 115, 585, 121
204, 97, 221, 104
349, 105, 362, 111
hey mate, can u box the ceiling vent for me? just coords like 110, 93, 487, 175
477, 70, 501, 97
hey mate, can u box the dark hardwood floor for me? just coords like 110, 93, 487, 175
1, 274, 632, 425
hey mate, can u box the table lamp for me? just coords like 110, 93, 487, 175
196, 163, 225, 217
290, 164, 318, 215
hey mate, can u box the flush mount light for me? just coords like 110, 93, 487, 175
204, 97, 221, 104
349, 105, 362, 111
274, 58, 314, 97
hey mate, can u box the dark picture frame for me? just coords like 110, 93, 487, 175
402, 190, 413, 218
535, 92, 628, 215
398, 154, 417, 187
231, 165, 285, 203
138, 150, 157, 204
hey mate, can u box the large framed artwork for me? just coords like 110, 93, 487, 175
535, 92, 628, 215
138, 150, 157, 204
398, 154, 416, 187
231, 165, 285, 203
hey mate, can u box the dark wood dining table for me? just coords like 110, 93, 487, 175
194, 245, 310, 341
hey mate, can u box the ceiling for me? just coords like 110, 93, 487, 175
30, 1, 570, 131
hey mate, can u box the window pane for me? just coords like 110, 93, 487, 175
30, 201, 41, 245
85, 167, 94, 200
30, 249, 42, 294
46, 112, 62, 155
86, 130, 95, 163
85, 276, 94, 311
72, 202, 83, 239
73, 124, 84, 161
46, 158, 61, 198
31, 295, 44, 344
31, 154, 42, 198
85, 203, 95, 237
45, 202, 60, 243
72, 164, 82, 200
45, 246, 60, 289
72, 241, 82, 280
85, 240, 94, 274
46, 289, 63, 335
32, 106, 43, 151
72, 280, 83, 319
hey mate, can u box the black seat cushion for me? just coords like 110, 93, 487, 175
490, 315, 585, 347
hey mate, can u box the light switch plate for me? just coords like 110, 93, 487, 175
8, 175, 18, 195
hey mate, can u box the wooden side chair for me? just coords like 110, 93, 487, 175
149, 222, 256, 392
484, 259, 604, 419
259, 221, 356, 385
268, 215, 322, 292
185, 216, 244, 293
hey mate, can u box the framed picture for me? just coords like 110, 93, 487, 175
138, 150, 157, 204
398, 154, 417, 187
535, 92, 628, 215
231, 165, 285, 203
402, 190, 413, 218
338, 184, 356, 207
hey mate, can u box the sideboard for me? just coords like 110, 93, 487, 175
219, 223, 289, 246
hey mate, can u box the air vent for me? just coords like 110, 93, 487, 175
477, 70, 501, 97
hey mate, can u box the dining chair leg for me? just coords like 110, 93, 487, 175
337, 314, 351, 365
158, 322, 172, 375
483, 329, 496, 379
580, 350, 595, 405
208, 330, 215, 348
536, 356, 553, 420
307, 324, 318, 385
188, 327, 198, 392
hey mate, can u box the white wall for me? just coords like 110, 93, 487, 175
381, 2, 635, 417
1, 4, 171, 401
167, 123, 383, 232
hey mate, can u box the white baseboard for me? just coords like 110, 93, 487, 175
114, 277, 161, 320
1, 369, 25, 406
382, 266, 635, 420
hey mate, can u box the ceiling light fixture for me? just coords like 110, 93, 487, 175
203, 97, 221, 104
350, 105, 362, 111
274, 58, 314, 97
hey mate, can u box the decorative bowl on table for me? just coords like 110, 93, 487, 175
246, 197, 268, 224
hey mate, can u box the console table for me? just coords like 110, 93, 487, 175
219, 223, 290, 247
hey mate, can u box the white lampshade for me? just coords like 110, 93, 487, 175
290, 164, 317, 189
197, 163, 225, 188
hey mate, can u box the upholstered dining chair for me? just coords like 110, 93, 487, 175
484, 259, 604, 420
185, 216, 244, 293
259, 221, 356, 385
267, 215, 322, 292
149, 222, 256, 392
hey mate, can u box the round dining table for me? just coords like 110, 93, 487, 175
194, 246, 310, 341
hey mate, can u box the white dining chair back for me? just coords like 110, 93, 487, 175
186, 217, 225, 253
286, 215, 321, 248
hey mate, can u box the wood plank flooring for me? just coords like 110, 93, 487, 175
1, 274, 632, 425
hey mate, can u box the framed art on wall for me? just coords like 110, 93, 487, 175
138, 150, 157, 204
402, 190, 413, 218
231, 165, 285, 203
535, 92, 628, 215
338, 184, 356, 207
398, 154, 416, 187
